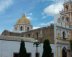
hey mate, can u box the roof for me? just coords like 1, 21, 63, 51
17, 15, 30, 24
1, 24, 54, 43
0, 35, 37, 42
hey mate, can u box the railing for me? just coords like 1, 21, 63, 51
60, 10, 72, 14
56, 37, 70, 41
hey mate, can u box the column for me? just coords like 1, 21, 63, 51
60, 46, 62, 57
56, 46, 58, 57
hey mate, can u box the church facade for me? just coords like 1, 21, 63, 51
54, 1, 72, 57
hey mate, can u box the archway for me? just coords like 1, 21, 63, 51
20, 26, 23, 31
62, 47, 67, 57
62, 31, 66, 39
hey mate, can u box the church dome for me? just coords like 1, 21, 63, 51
17, 15, 30, 24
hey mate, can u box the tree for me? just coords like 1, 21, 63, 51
42, 39, 52, 57
19, 40, 27, 57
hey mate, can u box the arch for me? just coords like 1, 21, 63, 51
65, 5, 68, 11
62, 47, 67, 57
27, 27, 29, 31
66, 17, 69, 22
20, 26, 23, 31
62, 31, 66, 39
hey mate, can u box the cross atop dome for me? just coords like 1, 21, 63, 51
22, 13, 26, 17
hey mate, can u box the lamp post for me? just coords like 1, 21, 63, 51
33, 40, 40, 57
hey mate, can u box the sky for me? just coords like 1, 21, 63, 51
0, 0, 66, 33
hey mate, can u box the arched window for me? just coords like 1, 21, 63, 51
65, 5, 68, 11
62, 47, 67, 57
62, 31, 66, 39
66, 17, 69, 22
27, 27, 29, 31
20, 26, 23, 31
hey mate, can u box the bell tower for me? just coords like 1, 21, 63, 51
63, 0, 72, 27
55, 0, 72, 40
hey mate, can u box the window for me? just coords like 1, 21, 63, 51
20, 26, 23, 31
62, 31, 66, 39
35, 53, 39, 57
65, 5, 68, 10
66, 17, 69, 22
27, 27, 29, 31
62, 47, 67, 57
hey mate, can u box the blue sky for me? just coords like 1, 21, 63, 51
0, 0, 65, 33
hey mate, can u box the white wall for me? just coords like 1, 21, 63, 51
0, 40, 55, 57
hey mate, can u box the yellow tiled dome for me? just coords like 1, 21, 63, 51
17, 15, 30, 24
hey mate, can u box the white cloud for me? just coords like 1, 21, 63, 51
27, 16, 32, 20
26, 13, 33, 20
40, 20, 54, 26
28, 13, 32, 16
44, 2, 64, 15
33, 27, 40, 29
33, 20, 54, 29
0, 0, 13, 12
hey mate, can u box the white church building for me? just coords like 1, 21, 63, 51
0, 0, 72, 57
